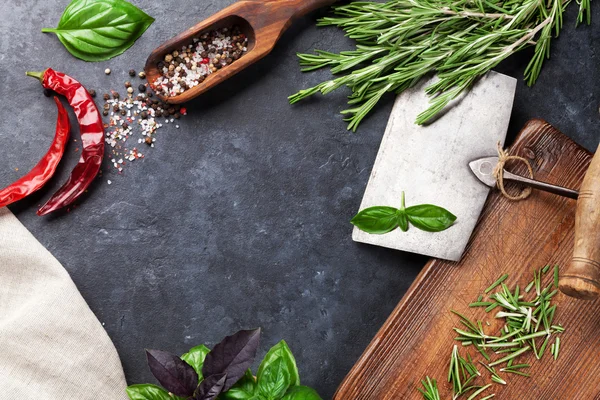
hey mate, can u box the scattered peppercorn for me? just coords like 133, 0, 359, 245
125, 81, 132, 88
88, 89, 97, 98
141, 111, 148, 119
129, 69, 136, 77
105, 68, 111, 75
103, 110, 109, 116
127, 87, 134, 94
154, 25, 248, 98
138, 71, 146, 79
138, 84, 146, 92
145, 136, 153, 145
103, 93, 110, 101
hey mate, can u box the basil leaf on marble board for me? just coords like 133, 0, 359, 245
196, 373, 227, 400
126, 384, 184, 400
221, 369, 258, 400
397, 210, 409, 232
202, 328, 261, 391
257, 341, 300, 399
146, 349, 199, 397
350, 206, 400, 234
281, 386, 323, 400
405, 204, 457, 232
42, 0, 154, 61
181, 344, 211, 379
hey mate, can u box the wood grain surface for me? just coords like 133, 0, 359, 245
144, 0, 336, 104
334, 119, 599, 400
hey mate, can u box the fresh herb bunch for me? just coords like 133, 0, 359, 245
127, 329, 322, 400
351, 191, 456, 233
289, 0, 593, 131
419, 265, 564, 399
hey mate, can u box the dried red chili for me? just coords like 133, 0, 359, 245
27, 68, 104, 216
0, 97, 70, 209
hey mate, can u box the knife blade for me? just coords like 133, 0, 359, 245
469, 156, 579, 199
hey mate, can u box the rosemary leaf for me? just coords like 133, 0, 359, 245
466, 383, 493, 400
488, 346, 530, 367
485, 274, 509, 293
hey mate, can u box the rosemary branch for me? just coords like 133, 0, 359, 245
290, 0, 593, 131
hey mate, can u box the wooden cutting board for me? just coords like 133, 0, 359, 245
334, 119, 600, 400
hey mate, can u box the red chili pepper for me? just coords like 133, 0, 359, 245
0, 97, 70, 209
27, 68, 104, 216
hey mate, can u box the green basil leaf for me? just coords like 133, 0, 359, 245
350, 206, 400, 234
281, 386, 323, 400
405, 204, 457, 232
126, 384, 185, 400
257, 341, 300, 399
397, 210, 409, 232
220, 369, 257, 400
42, 0, 154, 62
181, 344, 211, 379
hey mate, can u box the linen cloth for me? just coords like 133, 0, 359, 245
0, 208, 128, 399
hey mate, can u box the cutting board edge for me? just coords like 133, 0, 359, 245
333, 118, 593, 400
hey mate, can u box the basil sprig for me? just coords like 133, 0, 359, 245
351, 192, 457, 234
126, 329, 323, 400
42, 0, 154, 62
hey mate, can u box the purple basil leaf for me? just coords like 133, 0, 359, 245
202, 328, 261, 391
146, 349, 199, 397
195, 373, 227, 400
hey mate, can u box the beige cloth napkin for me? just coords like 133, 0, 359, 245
0, 208, 128, 399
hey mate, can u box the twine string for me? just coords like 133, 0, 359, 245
493, 142, 534, 201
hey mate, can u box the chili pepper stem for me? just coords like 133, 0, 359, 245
26, 71, 46, 82
41, 28, 58, 33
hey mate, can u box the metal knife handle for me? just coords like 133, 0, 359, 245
560, 144, 600, 300
503, 170, 579, 200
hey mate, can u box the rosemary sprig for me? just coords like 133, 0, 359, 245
290, 0, 593, 131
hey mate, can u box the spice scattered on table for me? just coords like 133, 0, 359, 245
153, 26, 248, 98
101, 72, 187, 174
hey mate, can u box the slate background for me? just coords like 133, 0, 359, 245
0, 1, 597, 398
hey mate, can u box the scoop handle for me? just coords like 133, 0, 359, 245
559, 144, 600, 300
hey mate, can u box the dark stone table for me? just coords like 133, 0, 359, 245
1, 1, 597, 398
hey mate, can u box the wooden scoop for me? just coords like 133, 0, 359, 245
559, 144, 600, 300
144, 0, 336, 104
